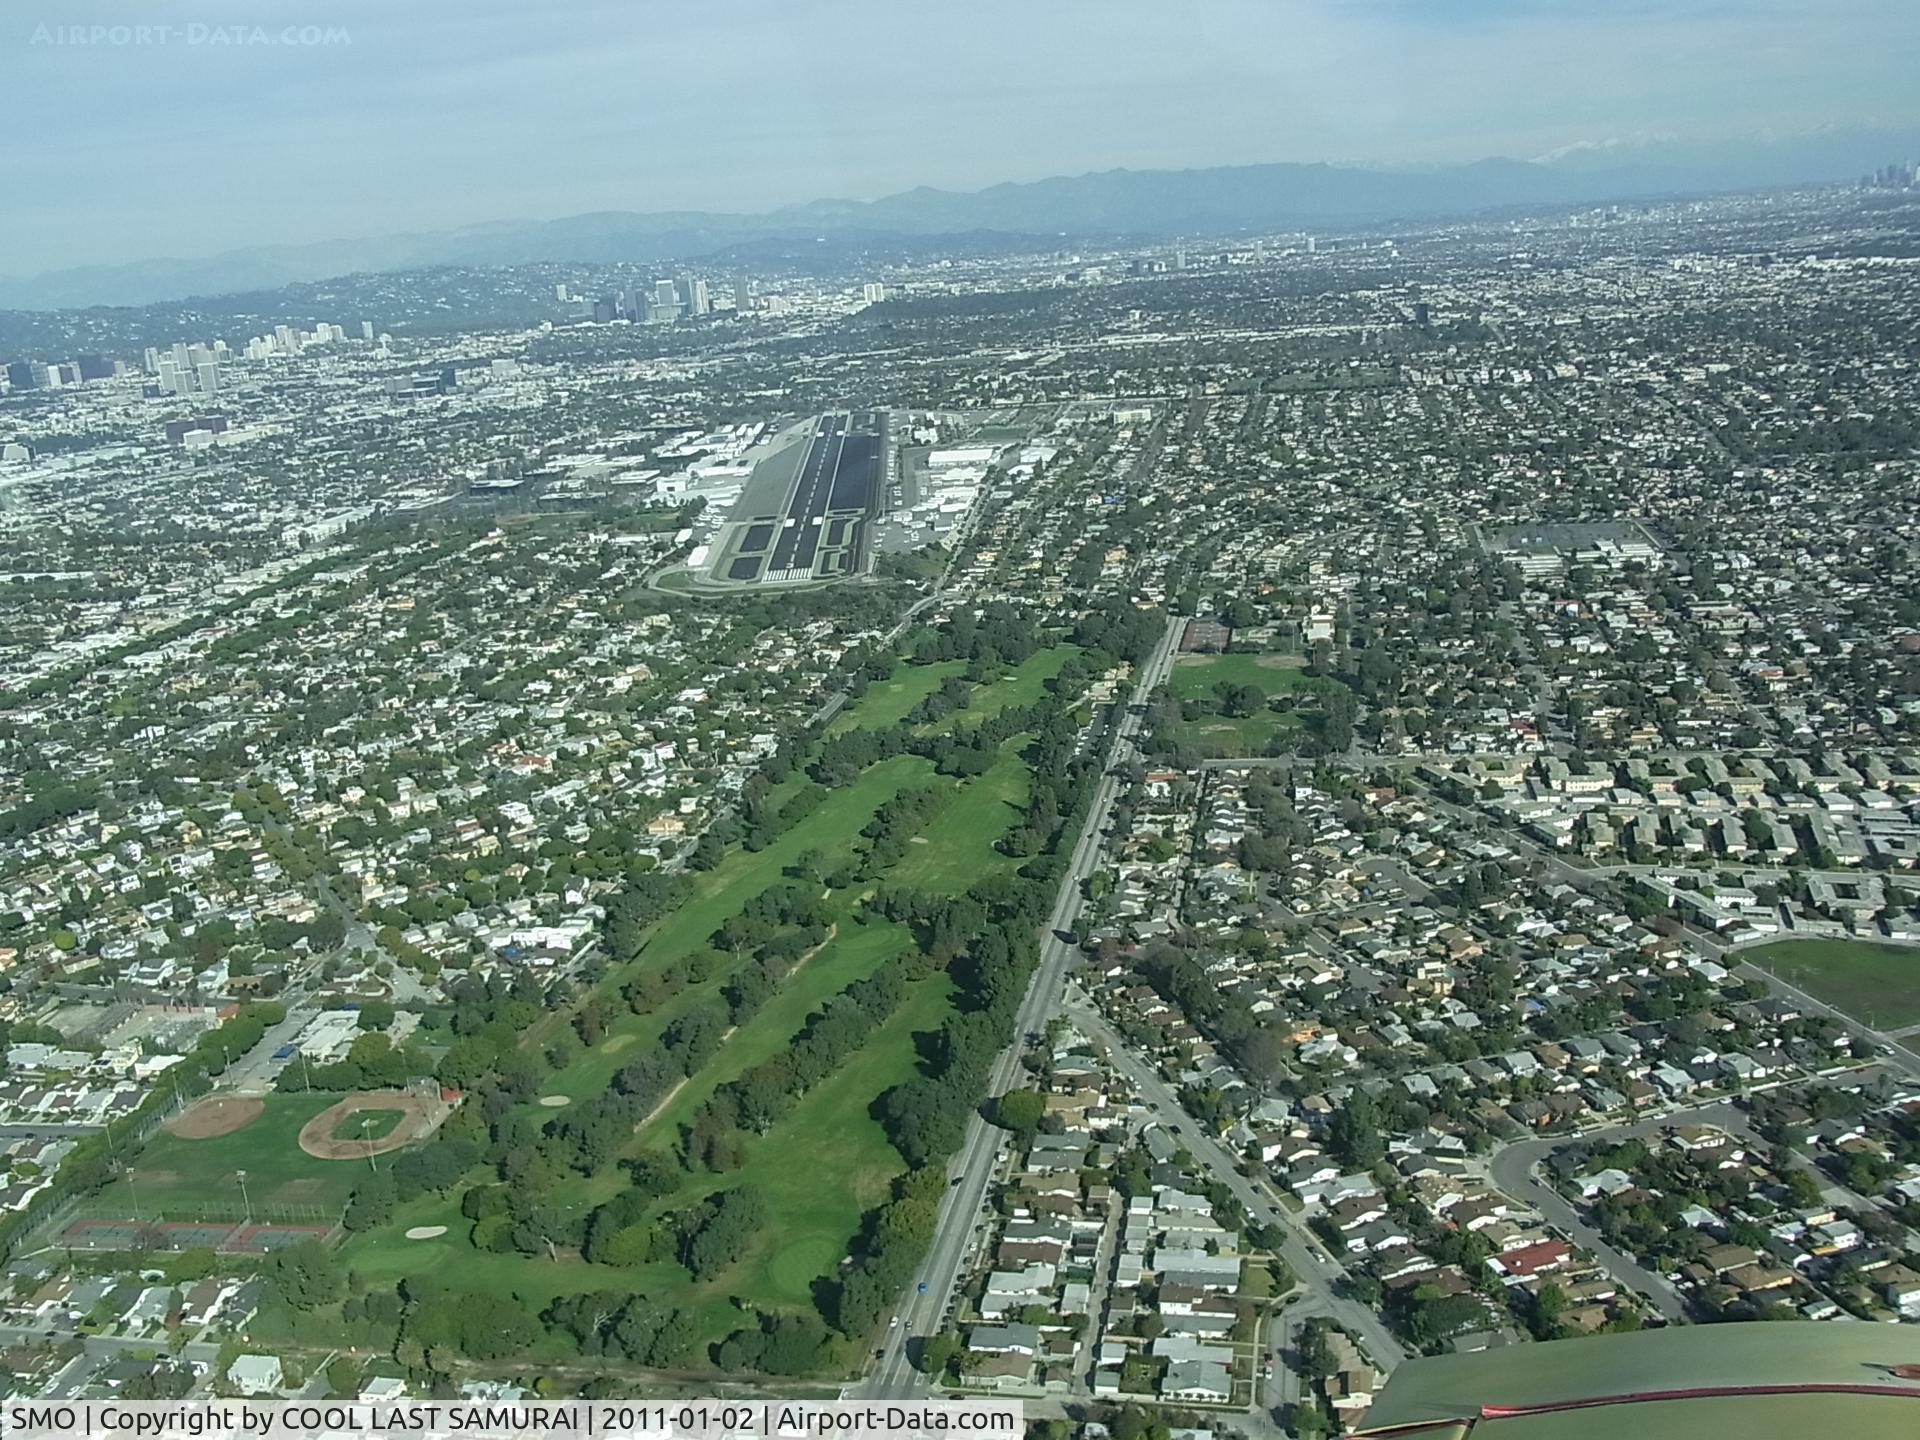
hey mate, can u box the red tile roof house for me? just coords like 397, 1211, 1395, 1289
1486, 1238, 1572, 1281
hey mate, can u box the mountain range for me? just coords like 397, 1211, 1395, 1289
5, 127, 1915, 311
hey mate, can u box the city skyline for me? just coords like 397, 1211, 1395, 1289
7, 0, 1920, 276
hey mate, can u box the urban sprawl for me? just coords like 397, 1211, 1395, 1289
0, 178, 1918, 1439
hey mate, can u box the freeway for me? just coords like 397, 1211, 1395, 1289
858, 614, 1185, 1399
1064, 997, 1409, 1376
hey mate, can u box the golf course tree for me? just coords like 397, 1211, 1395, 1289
831, 1168, 944, 1336
266, 1241, 343, 1311
682, 1185, 768, 1278
688, 950, 922, 1144
713, 1311, 836, 1375
911, 603, 1051, 668
398, 1276, 538, 1362
342, 1170, 398, 1232
541, 1290, 698, 1368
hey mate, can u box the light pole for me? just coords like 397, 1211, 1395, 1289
362, 1116, 377, 1172
235, 1169, 252, 1224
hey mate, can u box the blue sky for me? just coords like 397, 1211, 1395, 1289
6, 0, 1919, 275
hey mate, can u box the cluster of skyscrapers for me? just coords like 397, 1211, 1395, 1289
583, 275, 717, 325
136, 320, 381, 397
3, 355, 120, 391
146, 341, 226, 398
240, 320, 374, 361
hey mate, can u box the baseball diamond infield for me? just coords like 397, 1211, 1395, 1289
163, 1095, 265, 1139
297, 1090, 451, 1159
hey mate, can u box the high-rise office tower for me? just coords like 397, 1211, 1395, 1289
361, 321, 375, 340
674, 276, 709, 315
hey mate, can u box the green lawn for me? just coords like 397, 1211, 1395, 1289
333, 1108, 406, 1142
644, 968, 958, 1317
636, 917, 917, 1140
827, 646, 1081, 738
1167, 650, 1314, 700
966, 646, 1081, 720
98, 1094, 357, 1219
1173, 713, 1305, 757
535, 754, 931, 1104
1743, 938, 1920, 1029
827, 662, 964, 735
340, 651, 1070, 1359
883, 752, 1029, 895
1167, 651, 1331, 758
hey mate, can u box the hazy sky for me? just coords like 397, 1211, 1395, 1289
6, 0, 1920, 275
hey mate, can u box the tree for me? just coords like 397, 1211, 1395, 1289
876, 1079, 968, 1167
993, 1089, 1046, 1135
1784, 1167, 1824, 1208
1327, 1094, 1386, 1168
684, 1186, 767, 1279
915, 1331, 961, 1376
343, 1172, 398, 1232
689, 832, 725, 872
267, 1242, 343, 1310
356, 1000, 397, 1032
1222, 597, 1260, 629
1531, 1281, 1568, 1339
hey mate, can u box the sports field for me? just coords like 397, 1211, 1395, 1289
1167, 650, 1314, 699
332, 1107, 405, 1142
97, 1093, 359, 1219
1167, 651, 1328, 757
1742, 937, 1920, 1029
